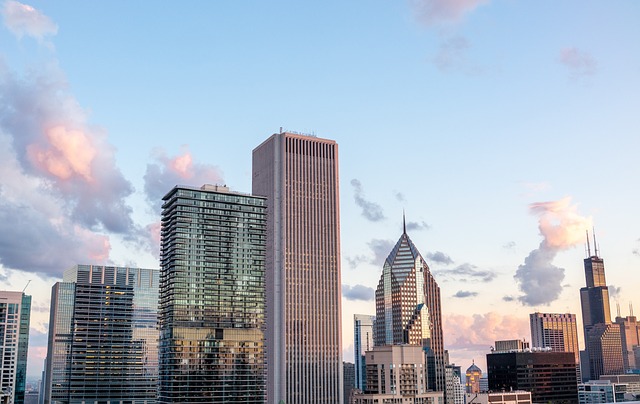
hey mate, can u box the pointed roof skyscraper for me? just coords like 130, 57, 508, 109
374, 216, 446, 392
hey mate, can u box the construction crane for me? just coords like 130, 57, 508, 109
22, 280, 31, 293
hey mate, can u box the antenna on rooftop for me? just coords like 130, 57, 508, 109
617, 302, 621, 318
631, 302, 634, 317
586, 230, 592, 257
593, 227, 599, 257
403, 209, 406, 234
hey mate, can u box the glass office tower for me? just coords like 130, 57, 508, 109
374, 220, 446, 392
158, 184, 267, 403
43, 265, 158, 404
0, 291, 31, 404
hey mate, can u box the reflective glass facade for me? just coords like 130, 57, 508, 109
252, 133, 343, 404
44, 265, 159, 404
530, 312, 579, 364
354, 314, 375, 391
0, 291, 31, 404
374, 226, 445, 392
158, 185, 267, 403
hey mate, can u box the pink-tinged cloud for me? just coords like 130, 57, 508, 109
27, 126, 97, 181
0, 66, 135, 234
1, 0, 58, 40
514, 197, 591, 306
412, 0, 489, 26
444, 312, 529, 369
530, 197, 592, 250
144, 147, 224, 210
559, 47, 597, 77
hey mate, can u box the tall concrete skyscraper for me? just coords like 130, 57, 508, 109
252, 132, 343, 404
530, 312, 580, 364
0, 291, 31, 404
374, 221, 445, 392
43, 265, 158, 404
580, 235, 624, 380
158, 185, 267, 403
354, 314, 375, 391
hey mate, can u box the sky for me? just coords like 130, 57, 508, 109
0, 0, 639, 381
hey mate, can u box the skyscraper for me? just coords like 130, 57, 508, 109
43, 265, 158, 404
0, 291, 31, 404
354, 314, 375, 391
530, 312, 580, 364
465, 362, 482, 394
580, 235, 624, 381
158, 185, 267, 403
252, 132, 343, 404
373, 220, 445, 392
614, 309, 640, 371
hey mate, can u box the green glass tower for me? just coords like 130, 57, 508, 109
0, 291, 31, 404
158, 184, 267, 403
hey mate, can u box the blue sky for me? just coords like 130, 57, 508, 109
1, 1, 639, 379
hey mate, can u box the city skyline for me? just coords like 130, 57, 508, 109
0, 1, 639, 380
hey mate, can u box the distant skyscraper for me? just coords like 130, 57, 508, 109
445, 364, 465, 404
614, 309, 640, 371
487, 351, 578, 404
43, 265, 157, 404
493, 339, 529, 352
530, 312, 580, 364
354, 314, 375, 391
253, 132, 343, 404
580, 235, 624, 381
465, 361, 482, 394
343, 362, 355, 404
354, 345, 443, 403
373, 219, 445, 392
0, 291, 31, 404
158, 185, 267, 403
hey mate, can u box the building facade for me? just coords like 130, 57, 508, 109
464, 391, 532, 404
353, 345, 444, 404
44, 265, 158, 404
344, 362, 356, 404
615, 313, 640, 372
0, 291, 31, 404
494, 339, 529, 352
354, 314, 376, 391
158, 185, 267, 403
373, 222, 445, 392
530, 312, 580, 363
445, 364, 464, 404
487, 351, 578, 404
465, 361, 482, 394
252, 132, 343, 404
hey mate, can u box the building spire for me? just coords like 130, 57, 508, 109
403, 209, 406, 235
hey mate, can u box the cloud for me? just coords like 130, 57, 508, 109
454, 290, 477, 298
444, 312, 529, 352
1, 0, 58, 40
559, 47, 597, 78
144, 147, 224, 211
395, 191, 405, 202
633, 249, 639, 257
503, 241, 516, 250
368, 239, 395, 266
0, 66, 136, 234
436, 263, 496, 282
608, 285, 622, 300
411, 0, 489, 26
426, 251, 454, 265
345, 254, 368, 269
351, 179, 385, 222
502, 295, 516, 302
342, 284, 375, 301
406, 220, 431, 232
514, 197, 591, 306
432, 35, 470, 71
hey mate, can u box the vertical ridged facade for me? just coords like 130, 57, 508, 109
0, 291, 31, 404
374, 226, 445, 392
530, 312, 579, 364
158, 185, 267, 403
252, 132, 343, 404
44, 265, 158, 404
